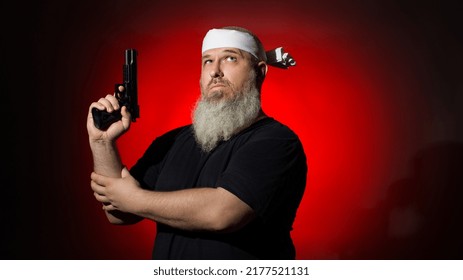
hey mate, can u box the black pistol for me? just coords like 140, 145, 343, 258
92, 49, 140, 130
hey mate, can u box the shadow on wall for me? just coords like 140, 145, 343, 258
348, 141, 463, 259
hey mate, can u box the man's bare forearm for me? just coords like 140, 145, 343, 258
90, 140, 123, 177
131, 187, 254, 232
90, 139, 141, 224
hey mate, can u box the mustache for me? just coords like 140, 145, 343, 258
208, 77, 232, 88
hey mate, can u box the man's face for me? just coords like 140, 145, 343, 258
200, 47, 255, 102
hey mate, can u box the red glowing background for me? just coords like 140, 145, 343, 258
4, 0, 462, 259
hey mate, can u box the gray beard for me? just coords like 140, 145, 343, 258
192, 78, 261, 153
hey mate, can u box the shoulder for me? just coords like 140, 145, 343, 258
131, 124, 193, 173
161, 124, 192, 138
245, 117, 302, 142
154, 124, 192, 143
143, 124, 192, 153
231, 117, 306, 159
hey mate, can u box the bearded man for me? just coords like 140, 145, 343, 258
87, 26, 307, 259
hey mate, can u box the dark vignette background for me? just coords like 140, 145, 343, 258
2, 0, 462, 259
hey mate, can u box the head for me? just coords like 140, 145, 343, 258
192, 26, 268, 152
200, 26, 268, 97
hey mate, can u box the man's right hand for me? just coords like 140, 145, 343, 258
87, 92, 132, 143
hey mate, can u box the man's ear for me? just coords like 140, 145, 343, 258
257, 61, 268, 78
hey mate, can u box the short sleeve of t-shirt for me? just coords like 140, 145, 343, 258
217, 122, 307, 219
130, 125, 189, 190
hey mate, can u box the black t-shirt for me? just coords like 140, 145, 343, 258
130, 117, 307, 259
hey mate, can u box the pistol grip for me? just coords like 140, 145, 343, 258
91, 107, 122, 130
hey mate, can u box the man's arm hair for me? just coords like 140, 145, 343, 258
92, 168, 255, 232
90, 140, 143, 225
133, 186, 255, 232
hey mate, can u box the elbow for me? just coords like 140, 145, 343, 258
202, 188, 256, 232
206, 208, 255, 233
108, 217, 128, 225
106, 210, 142, 225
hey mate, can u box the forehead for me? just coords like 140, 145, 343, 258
202, 47, 250, 58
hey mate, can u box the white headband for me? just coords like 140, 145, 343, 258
202, 29, 267, 60
202, 28, 296, 69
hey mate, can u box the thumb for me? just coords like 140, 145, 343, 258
121, 166, 130, 178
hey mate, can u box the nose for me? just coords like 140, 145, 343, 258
209, 61, 224, 78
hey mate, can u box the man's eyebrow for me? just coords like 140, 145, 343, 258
222, 49, 241, 55
202, 54, 211, 60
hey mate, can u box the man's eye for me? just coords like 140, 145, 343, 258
204, 59, 212, 64
226, 56, 237, 62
